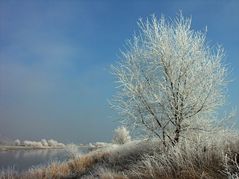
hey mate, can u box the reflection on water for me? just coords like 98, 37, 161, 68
0, 149, 68, 172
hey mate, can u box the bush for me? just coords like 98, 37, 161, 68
47, 139, 65, 147
112, 126, 131, 145
14, 139, 21, 146
40, 139, 48, 147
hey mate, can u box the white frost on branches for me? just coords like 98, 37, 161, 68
111, 14, 227, 145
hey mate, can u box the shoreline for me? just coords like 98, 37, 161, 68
0, 145, 65, 151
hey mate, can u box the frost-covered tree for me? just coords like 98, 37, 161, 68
14, 139, 21, 146
41, 139, 48, 147
111, 14, 227, 146
113, 126, 131, 144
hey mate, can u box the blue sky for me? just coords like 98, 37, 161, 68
0, 0, 238, 143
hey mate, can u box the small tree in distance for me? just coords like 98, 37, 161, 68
14, 139, 21, 146
111, 13, 227, 146
113, 126, 131, 145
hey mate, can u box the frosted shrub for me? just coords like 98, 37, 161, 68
47, 139, 65, 147
41, 139, 48, 147
57, 142, 65, 147
23, 140, 32, 146
112, 126, 131, 144
32, 141, 43, 147
23, 140, 43, 147
47, 139, 58, 147
14, 139, 21, 146
21, 139, 64, 148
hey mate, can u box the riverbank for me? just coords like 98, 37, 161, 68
1, 136, 239, 179
0, 145, 64, 151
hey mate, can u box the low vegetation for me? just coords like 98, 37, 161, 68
18, 139, 65, 148
1, 129, 239, 178
0, 139, 65, 151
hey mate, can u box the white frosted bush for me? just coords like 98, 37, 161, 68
47, 139, 65, 147
23, 141, 43, 147
57, 143, 65, 147
47, 139, 58, 147
23, 140, 32, 146
32, 141, 43, 147
41, 139, 48, 147
22, 139, 64, 148
112, 126, 131, 144
22, 140, 41, 147
14, 139, 21, 146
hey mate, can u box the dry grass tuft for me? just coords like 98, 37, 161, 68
67, 150, 110, 177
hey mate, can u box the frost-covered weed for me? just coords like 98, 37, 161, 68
64, 144, 81, 159
0, 167, 18, 179
127, 129, 239, 179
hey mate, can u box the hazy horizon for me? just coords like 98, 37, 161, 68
1, 0, 239, 144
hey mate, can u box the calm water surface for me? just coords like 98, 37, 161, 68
0, 147, 88, 172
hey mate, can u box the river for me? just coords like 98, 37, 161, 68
0, 147, 88, 172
